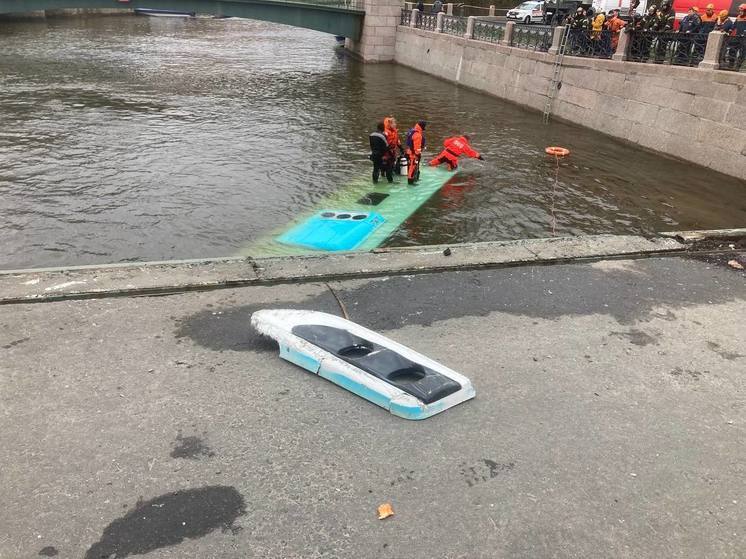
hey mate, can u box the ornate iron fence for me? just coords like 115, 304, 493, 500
473, 19, 506, 43
628, 30, 707, 66
719, 34, 746, 71
416, 12, 439, 31
400, 8, 412, 26
565, 29, 616, 59
511, 24, 553, 51
441, 14, 467, 36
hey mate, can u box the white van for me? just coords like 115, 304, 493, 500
507, 1, 546, 24
590, 0, 633, 14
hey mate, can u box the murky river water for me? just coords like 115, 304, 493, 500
1, 15, 744, 269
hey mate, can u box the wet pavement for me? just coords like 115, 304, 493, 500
1, 252, 745, 558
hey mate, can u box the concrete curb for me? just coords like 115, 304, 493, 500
660, 228, 746, 243
0, 234, 685, 304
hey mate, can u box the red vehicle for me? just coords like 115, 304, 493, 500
671, 0, 740, 20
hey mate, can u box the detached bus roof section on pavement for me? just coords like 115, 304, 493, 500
1, 251, 744, 558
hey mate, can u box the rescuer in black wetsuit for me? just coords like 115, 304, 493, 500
369, 121, 392, 184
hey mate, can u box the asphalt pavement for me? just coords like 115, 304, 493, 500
1, 251, 744, 558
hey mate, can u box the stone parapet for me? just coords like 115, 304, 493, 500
548, 25, 564, 55
504, 20, 515, 45
347, 0, 402, 61
464, 15, 475, 39
611, 28, 630, 61
698, 31, 725, 70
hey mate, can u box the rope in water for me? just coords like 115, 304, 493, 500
551, 153, 559, 237
544, 146, 569, 237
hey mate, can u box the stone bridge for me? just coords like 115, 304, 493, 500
0, 0, 401, 60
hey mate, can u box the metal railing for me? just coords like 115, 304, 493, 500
719, 34, 746, 72
401, 2, 508, 17
565, 29, 616, 59
400, 8, 412, 25
628, 30, 707, 66
416, 12, 439, 31
511, 24, 553, 51
441, 14, 466, 36
399, 11, 742, 72
473, 19, 506, 43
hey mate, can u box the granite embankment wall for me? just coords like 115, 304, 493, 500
394, 26, 746, 180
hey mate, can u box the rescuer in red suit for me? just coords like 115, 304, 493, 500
428, 135, 484, 171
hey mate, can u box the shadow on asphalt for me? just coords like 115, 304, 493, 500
174, 256, 745, 353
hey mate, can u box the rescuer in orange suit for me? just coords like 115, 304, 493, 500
428, 134, 483, 171
383, 116, 401, 173
405, 120, 427, 185
699, 3, 718, 32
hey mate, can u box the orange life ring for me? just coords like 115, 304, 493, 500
545, 146, 570, 157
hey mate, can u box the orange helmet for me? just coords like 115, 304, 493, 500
691, 6, 699, 11
720, 8, 729, 15
705, 2, 714, 7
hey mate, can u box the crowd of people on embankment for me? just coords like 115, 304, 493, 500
567, 1, 743, 35
407, 0, 746, 67
369, 118, 483, 185
566, 0, 746, 68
